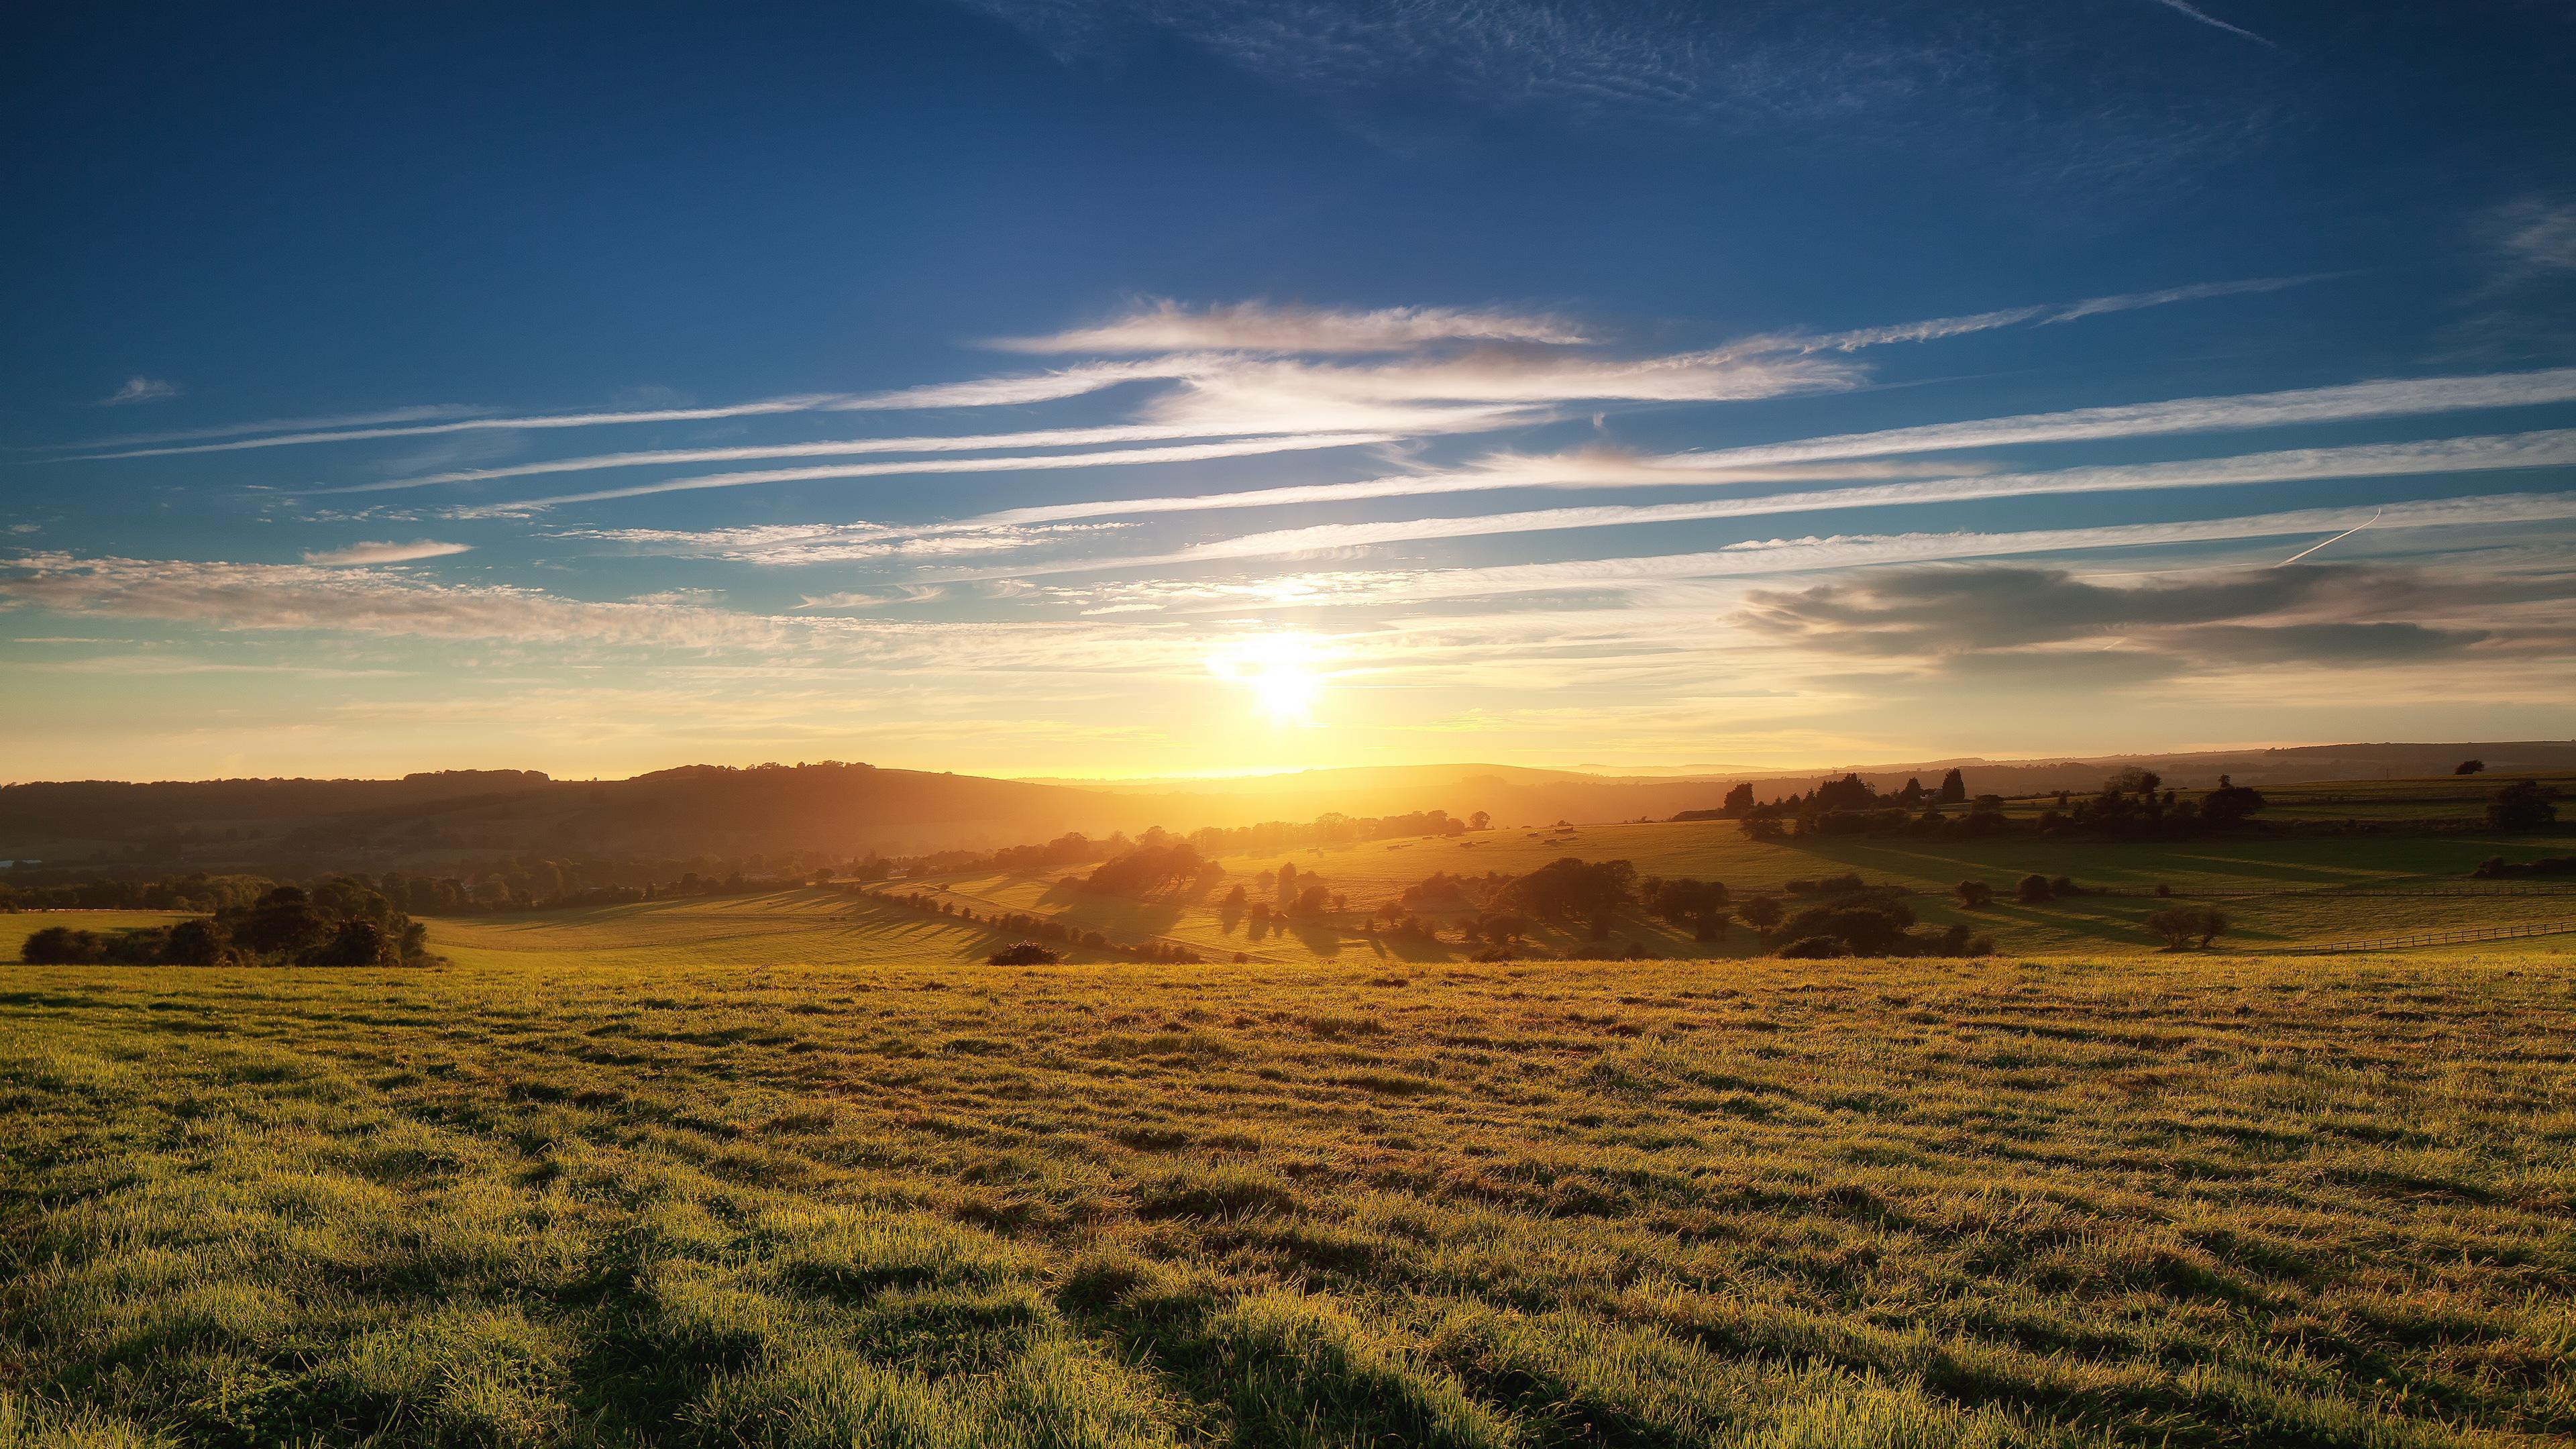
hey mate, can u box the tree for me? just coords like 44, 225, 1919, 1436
2015, 873, 2053, 903
987, 941, 1061, 965
1815, 773, 1874, 812
1739, 814, 1784, 842
2487, 780, 2559, 831
2201, 776, 2268, 826
1502, 857, 1636, 922
1468, 810, 1491, 831
1897, 777, 1926, 806
1722, 782, 1756, 816
2143, 905, 2228, 951
1935, 768, 1967, 805
1737, 896, 1784, 932
1954, 879, 1994, 908
2110, 767, 2162, 796
2455, 759, 2485, 775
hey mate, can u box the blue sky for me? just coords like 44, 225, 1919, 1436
4, 1, 2573, 780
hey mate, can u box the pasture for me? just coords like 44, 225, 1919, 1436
905, 820, 2576, 963
3, 941, 2574, 1448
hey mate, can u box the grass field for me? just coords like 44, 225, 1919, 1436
3, 941, 2573, 1448
895, 822, 2576, 963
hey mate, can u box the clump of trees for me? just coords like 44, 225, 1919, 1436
2142, 905, 2229, 951
21, 879, 430, 967
1080, 843, 1219, 899
2485, 780, 2559, 831
986, 941, 1061, 965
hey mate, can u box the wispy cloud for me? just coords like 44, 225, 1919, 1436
2044, 274, 2317, 323
64, 394, 859, 460
992, 300, 1588, 354
980, 429, 2576, 575
564, 521, 1128, 565
300, 539, 474, 566
99, 376, 179, 406
2494, 197, 2576, 278
452, 433, 1401, 514
1086, 492, 2576, 611
307, 421, 1363, 496
2145, 1, 2278, 49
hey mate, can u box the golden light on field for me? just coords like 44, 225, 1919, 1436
1208, 633, 1324, 727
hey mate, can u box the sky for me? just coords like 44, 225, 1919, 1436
3, 1, 2573, 782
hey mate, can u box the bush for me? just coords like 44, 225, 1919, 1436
987, 941, 1062, 965
1953, 879, 1993, 908
2016, 873, 2053, 903
1774, 934, 1849, 959
23, 926, 107, 964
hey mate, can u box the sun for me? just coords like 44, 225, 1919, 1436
1210, 634, 1324, 727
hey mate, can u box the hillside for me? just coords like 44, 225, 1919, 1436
7, 742, 2573, 879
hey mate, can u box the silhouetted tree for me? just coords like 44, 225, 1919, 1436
1935, 768, 1968, 804
2455, 759, 2486, 775
1722, 782, 1756, 816
2143, 905, 2228, 950
2487, 779, 2559, 830
1954, 879, 1994, 908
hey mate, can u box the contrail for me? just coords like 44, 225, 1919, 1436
2151, 0, 2278, 48
2278, 508, 2382, 565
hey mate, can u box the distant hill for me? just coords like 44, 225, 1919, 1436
6, 743, 2571, 876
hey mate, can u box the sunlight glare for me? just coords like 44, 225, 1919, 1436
1208, 634, 1324, 727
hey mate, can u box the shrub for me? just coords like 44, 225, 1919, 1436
1953, 879, 1993, 908
987, 942, 1062, 965
23, 926, 107, 964
1774, 934, 1849, 959
2015, 873, 2053, 903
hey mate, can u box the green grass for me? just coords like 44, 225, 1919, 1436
4, 941, 2573, 1447
900, 822, 2576, 962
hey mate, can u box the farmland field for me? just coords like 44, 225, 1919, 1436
898, 820, 2576, 963
4, 940, 2575, 1448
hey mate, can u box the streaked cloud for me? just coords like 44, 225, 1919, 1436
100, 376, 179, 406
454, 432, 1401, 513
1070, 492, 2576, 610
300, 539, 474, 566
2145, 1, 2277, 49
992, 300, 1587, 354
991, 429, 2576, 574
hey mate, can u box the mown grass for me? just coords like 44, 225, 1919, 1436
3, 941, 2573, 1447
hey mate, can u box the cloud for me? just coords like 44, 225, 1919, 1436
564, 521, 1128, 565
100, 376, 179, 406
309, 421, 1321, 495
1087, 492, 2576, 610
64, 393, 858, 461
456, 432, 1401, 513
2495, 197, 2576, 278
992, 300, 1588, 354
991, 429, 2576, 576
2145, 1, 2277, 49
1731, 564, 2479, 655
0, 553, 786, 648
1733, 561, 2533, 680
299, 539, 474, 566
2043, 274, 2318, 323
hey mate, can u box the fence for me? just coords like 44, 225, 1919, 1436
2267, 918, 2576, 955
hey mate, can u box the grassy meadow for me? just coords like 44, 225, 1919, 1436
4, 941, 2575, 1448
905, 819, 2576, 963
